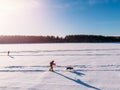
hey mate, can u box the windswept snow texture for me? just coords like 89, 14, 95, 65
0, 43, 120, 90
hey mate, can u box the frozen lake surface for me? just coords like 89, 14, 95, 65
0, 43, 120, 90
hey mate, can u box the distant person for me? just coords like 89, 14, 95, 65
8, 51, 10, 56
7, 51, 14, 59
49, 60, 56, 71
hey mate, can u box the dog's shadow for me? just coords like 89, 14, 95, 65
70, 70, 85, 76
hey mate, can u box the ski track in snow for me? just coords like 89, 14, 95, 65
1, 64, 119, 72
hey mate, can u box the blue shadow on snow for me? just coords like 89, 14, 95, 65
70, 70, 85, 76
54, 71, 100, 90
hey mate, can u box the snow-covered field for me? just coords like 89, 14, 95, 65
0, 43, 120, 90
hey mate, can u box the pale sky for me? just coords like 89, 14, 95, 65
0, 0, 120, 36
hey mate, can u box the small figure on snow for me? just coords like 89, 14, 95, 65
49, 60, 56, 71
8, 51, 10, 56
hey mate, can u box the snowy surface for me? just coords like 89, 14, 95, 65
0, 43, 120, 90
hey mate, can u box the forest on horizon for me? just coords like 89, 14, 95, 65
0, 35, 120, 44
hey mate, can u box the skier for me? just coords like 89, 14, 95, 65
8, 51, 10, 56
49, 60, 56, 71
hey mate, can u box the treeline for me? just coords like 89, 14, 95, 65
0, 35, 120, 44
64, 35, 120, 43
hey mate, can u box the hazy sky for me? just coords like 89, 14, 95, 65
0, 0, 120, 36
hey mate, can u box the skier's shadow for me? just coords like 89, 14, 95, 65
8, 55, 14, 59
54, 71, 100, 90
